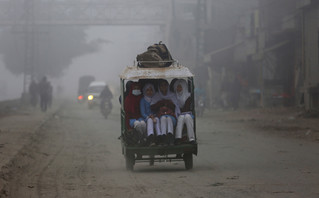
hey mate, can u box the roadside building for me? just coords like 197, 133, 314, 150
169, 0, 319, 111
300, 1, 319, 110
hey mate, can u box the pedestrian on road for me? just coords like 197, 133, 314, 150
38, 76, 51, 112
47, 81, 53, 108
29, 79, 38, 108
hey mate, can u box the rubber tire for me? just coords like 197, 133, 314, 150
184, 153, 193, 170
125, 154, 134, 171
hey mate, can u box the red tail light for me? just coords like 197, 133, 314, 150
78, 95, 83, 100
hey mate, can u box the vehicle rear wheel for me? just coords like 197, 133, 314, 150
125, 154, 135, 171
183, 153, 193, 170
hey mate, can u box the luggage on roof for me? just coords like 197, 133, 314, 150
136, 41, 173, 68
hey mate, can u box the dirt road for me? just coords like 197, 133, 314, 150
1, 102, 319, 198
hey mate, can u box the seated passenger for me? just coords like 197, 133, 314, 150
119, 80, 132, 104
173, 79, 196, 144
124, 82, 146, 144
151, 79, 180, 146
140, 83, 160, 146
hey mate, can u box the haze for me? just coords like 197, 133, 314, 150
0, 25, 162, 100
1, 0, 318, 112
1, 1, 319, 197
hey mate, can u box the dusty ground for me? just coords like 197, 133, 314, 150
208, 107, 319, 142
0, 103, 59, 197
0, 101, 318, 198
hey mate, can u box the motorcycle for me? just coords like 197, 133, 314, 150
100, 99, 112, 119
196, 96, 205, 117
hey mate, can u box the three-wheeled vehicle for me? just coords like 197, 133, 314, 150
119, 62, 198, 171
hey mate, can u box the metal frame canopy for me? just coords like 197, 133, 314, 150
120, 65, 194, 80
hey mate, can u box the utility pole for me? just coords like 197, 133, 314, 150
195, 0, 207, 68
22, 0, 35, 100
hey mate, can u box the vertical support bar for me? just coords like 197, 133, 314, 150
195, 0, 207, 68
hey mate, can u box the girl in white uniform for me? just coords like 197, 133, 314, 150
151, 79, 180, 145
173, 79, 196, 144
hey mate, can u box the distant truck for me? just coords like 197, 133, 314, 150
77, 75, 95, 103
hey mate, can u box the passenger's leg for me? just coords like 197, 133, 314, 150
134, 121, 145, 145
134, 121, 143, 136
185, 114, 195, 141
140, 120, 146, 136
160, 116, 168, 145
154, 117, 161, 135
175, 115, 185, 139
146, 118, 156, 146
167, 116, 174, 134
146, 118, 154, 136
140, 120, 147, 145
160, 116, 167, 135
133, 120, 139, 129
167, 116, 174, 146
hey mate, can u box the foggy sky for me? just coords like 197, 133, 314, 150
58, 26, 163, 99
0, 25, 162, 101
0, 0, 257, 101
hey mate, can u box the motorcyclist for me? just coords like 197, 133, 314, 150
100, 85, 113, 118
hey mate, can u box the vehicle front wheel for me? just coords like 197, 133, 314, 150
183, 153, 193, 170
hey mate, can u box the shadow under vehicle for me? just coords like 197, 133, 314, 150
119, 63, 198, 171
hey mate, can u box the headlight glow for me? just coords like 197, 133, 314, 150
88, 95, 94, 100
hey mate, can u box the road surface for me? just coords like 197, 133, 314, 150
1, 102, 319, 198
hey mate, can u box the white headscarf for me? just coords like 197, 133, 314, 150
151, 80, 176, 105
142, 83, 155, 103
151, 79, 180, 116
174, 79, 191, 108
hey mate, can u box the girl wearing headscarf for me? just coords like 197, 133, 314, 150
124, 82, 146, 143
151, 79, 180, 146
174, 79, 196, 144
140, 83, 160, 146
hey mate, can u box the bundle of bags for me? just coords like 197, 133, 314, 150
136, 41, 173, 68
